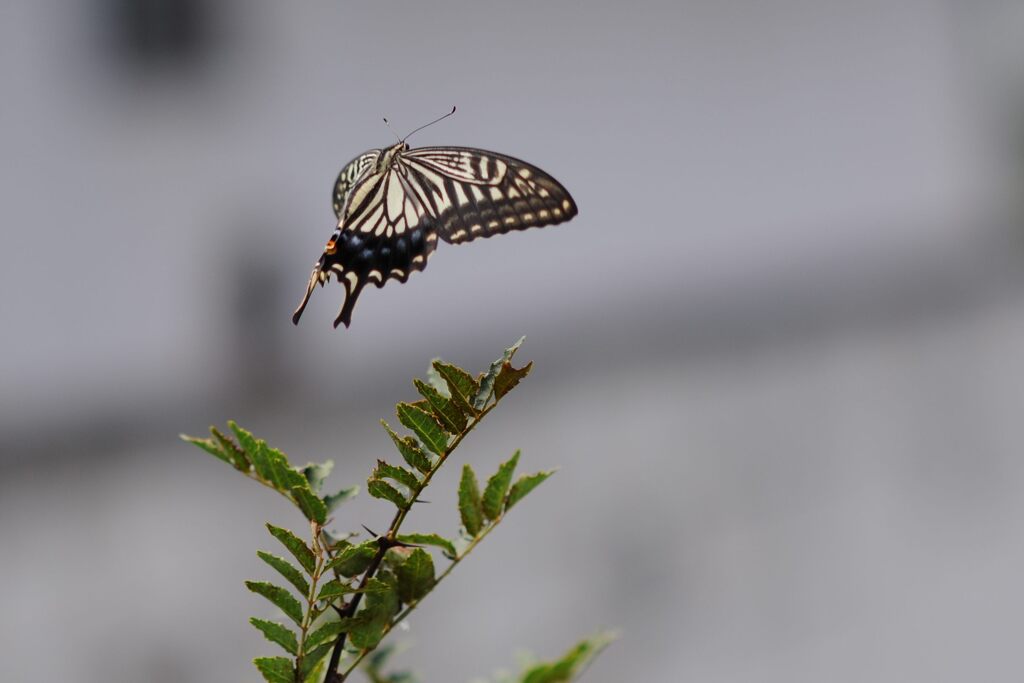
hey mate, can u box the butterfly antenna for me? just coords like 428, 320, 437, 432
402, 106, 456, 142
382, 116, 402, 143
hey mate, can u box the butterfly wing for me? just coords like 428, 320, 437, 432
332, 151, 379, 218
294, 162, 440, 328
401, 147, 577, 245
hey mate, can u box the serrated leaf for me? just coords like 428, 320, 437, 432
367, 478, 408, 509
211, 426, 251, 470
349, 577, 399, 649
245, 581, 304, 626
425, 361, 451, 396
302, 460, 333, 492
396, 403, 449, 455
396, 533, 457, 559
229, 421, 308, 495
229, 421, 271, 477
316, 579, 360, 601
373, 460, 421, 491
459, 464, 484, 536
382, 421, 433, 473
414, 378, 468, 432
494, 360, 532, 400
181, 434, 231, 464
506, 470, 555, 511
482, 450, 521, 520
249, 618, 298, 655
327, 541, 377, 576
322, 484, 359, 514
254, 656, 294, 683
396, 548, 434, 603
519, 631, 617, 683
257, 551, 310, 598
305, 616, 364, 649
432, 361, 479, 402
266, 524, 316, 575
474, 337, 526, 409
291, 485, 327, 524
299, 641, 334, 679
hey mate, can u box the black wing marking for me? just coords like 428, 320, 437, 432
400, 147, 577, 245
290, 171, 438, 327
332, 151, 379, 218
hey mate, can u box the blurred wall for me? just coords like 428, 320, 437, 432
2, 1, 1024, 681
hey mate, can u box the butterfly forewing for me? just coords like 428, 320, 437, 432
401, 147, 577, 245
295, 142, 577, 328
332, 151, 379, 218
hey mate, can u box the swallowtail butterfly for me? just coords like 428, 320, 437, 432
292, 110, 578, 328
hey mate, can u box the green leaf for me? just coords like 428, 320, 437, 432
474, 337, 525, 409
414, 378, 468, 432
299, 641, 334, 679
249, 618, 298, 655
368, 478, 408, 509
291, 485, 327, 524
266, 524, 316, 575
506, 470, 555, 511
373, 460, 421, 491
257, 551, 310, 597
302, 460, 333, 492
382, 421, 433, 473
494, 360, 533, 400
327, 541, 377, 577
316, 579, 360, 601
228, 421, 308, 494
482, 450, 521, 520
458, 464, 484, 536
254, 656, 295, 683
322, 484, 359, 514
305, 616, 363, 649
396, 403, 449, 455
245, 581, 304, 626
211, 426, 251, 470
180, 434, 231, 465
396, 533, 457, 559
396, 548, 435, 603
432, 360, 479, 402
425, 361, 452, 396
349, 577, 399, 649
303, 657, 328, 683
519, 631, 617, 683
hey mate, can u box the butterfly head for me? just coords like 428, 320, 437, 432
376, 141, 410, 173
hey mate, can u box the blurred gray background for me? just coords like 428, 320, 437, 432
3, 0, 1024, 681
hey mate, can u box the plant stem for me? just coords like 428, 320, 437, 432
338, 516, 504, 679
325, 399, 498, 682
295, 522, 327, 681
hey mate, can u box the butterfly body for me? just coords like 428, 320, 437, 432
294, 141, 577, 328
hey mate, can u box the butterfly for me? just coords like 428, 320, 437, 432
292, 109, 578, 328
